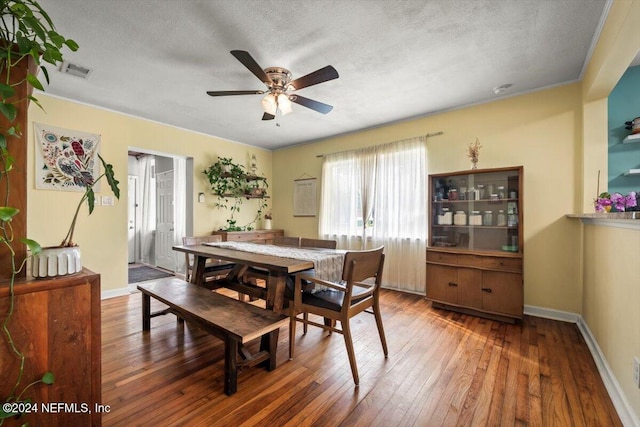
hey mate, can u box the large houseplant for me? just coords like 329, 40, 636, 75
203, 156, 268, 231
0, 0, 80, 422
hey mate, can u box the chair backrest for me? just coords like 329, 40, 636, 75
273, 236, 301, 247
182, 235, 223, 277
300, 237, 337, 249
342, 246, 385, 285
183, 235, 222, 246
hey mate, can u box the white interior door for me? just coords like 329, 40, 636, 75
155, 170, 174, 271
127, 175, 138, 263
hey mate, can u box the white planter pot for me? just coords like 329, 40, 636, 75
263, 219, 272, 230
32, 246, 82, 278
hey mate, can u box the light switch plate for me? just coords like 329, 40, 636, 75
101, 196, 114, 206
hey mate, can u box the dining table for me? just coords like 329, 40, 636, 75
172, 241, 345, 312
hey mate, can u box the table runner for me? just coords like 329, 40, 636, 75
203, 241, 345, 284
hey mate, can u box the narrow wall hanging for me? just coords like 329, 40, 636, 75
293, 174, 317, 217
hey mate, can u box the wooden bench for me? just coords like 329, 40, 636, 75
137, 277, 287, 395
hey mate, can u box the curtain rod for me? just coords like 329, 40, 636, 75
315, 131, 443, 158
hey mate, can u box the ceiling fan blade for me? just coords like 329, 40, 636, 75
230, 50, 272, 86
289, 95, 333, 114
288, 65, 339, 91
207, 90, 264, 97
262, 112, 275, 121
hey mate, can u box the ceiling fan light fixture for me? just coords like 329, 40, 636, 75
261, 93, 277, 115
278, 93, 292, 115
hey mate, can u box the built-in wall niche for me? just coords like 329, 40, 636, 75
607, 52, 640, 195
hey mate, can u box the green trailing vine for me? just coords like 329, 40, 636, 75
203, 157, 269, 231
0, 0, 79, 422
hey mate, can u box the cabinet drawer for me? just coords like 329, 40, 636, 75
228, 233, 258, 242
426, 251, 458, 265
482, 256, 522, 272
457, 254, 483, 268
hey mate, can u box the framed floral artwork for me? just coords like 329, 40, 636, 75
34, 123, 101, 192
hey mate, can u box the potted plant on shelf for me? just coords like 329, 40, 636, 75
263, 212, 272, 230
203, 156, 268, 231
0, 0, 80, 422
594, 191, 638, 213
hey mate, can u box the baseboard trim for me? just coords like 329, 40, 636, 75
576, 317, 640, 427
525, 304, 639, 426
101, 287, 131, 300
523, 304, 580, 323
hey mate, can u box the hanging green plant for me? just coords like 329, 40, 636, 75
203, 157, 269, 231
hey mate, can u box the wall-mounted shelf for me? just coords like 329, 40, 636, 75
623, 169, 640, 176
622, 133, 640, 144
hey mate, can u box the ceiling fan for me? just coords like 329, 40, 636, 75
207, 50, 339, 121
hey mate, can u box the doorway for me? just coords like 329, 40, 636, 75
127, 149, 193, 277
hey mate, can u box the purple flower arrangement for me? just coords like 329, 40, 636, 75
595, 191, 638, 212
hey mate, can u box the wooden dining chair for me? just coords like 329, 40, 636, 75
182, 235, 234, 282
289, 246, 386, 385
273, 236, 301, 247
299, 237, 337, 249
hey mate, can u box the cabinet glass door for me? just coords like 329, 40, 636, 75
429, 167, 522, 254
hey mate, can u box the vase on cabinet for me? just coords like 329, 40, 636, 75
31, 246, 82, 278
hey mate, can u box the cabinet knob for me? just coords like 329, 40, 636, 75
481, 288, 493, 293
448, 282, 458, 287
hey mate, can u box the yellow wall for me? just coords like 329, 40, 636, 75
579, 0, 640, 419
274, 83, 585, 312
27, 95, 272, 292
583, 225, 640, 417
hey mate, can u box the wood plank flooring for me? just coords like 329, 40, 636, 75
101, 289, 622, 426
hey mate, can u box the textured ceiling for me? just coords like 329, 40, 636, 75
36, 0, 610, 150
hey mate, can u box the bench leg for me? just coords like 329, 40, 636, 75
142, 292, 151, 331
260, 329, 280, 371
224, 338, 238, 396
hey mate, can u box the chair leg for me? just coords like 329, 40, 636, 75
303, 312, 308, 334
342, 320, 359, 386
374, 302, 388, 356
324, 317, 333, 334
289, 310, 297, 360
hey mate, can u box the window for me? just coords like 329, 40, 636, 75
319, 136, 427, 292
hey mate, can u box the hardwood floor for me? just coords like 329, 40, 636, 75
101, 289, 621, 426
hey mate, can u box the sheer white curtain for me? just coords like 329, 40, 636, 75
172, 157, 186, 274
370, 138, 426, 293
319, 136, 427, 293
319, 150, 362, 249
139, 156, 156, 264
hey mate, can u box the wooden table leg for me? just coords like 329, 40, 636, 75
266, 274, 286, 312
191, 255, 207, 286
141, 292, 151, 331
224, 337, 238, 396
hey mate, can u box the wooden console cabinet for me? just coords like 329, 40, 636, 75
212, 229, 284, 244
426, 166, 523, 322
0, 269, 102, 426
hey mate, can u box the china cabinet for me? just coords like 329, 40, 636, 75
426, 166, 523, 323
